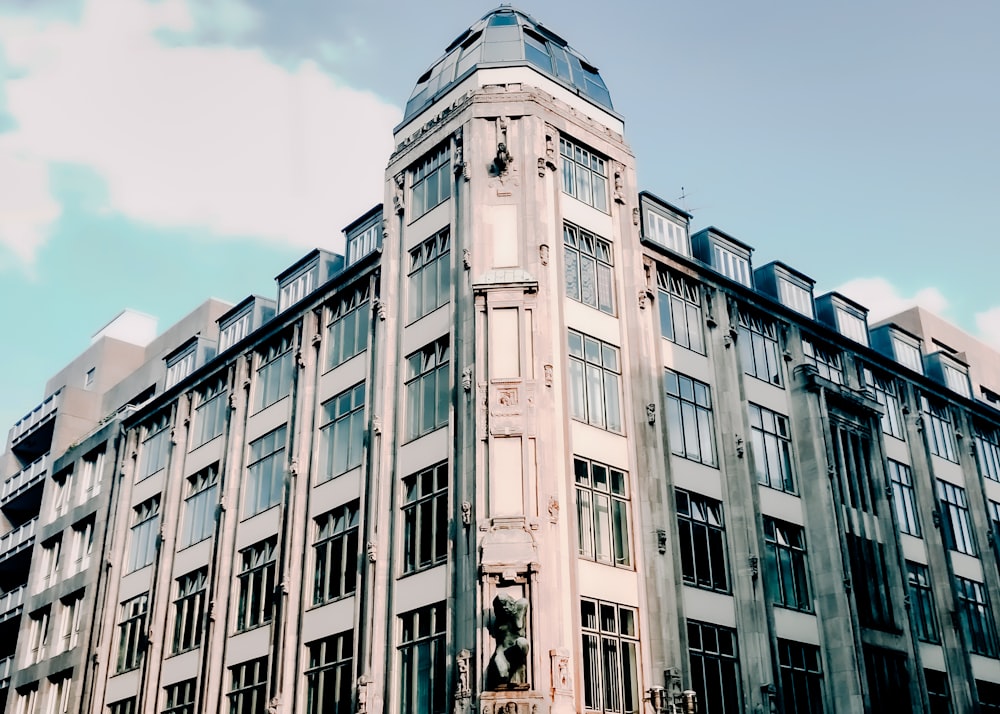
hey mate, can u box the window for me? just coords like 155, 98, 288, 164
108, 699, 136, 714
656, 268, 703, 354
236, 538, 276, 632
163, 679, 196, 714
580, 599, 640, 713
574, 457, 631, 568
922, 395, 957, 461
192, 378, 226, 448
58, 591, 83, 652
645, 209, 689, 256
906, 562, 939, 643
138, 414, 170, 479
976, 423, 1000, 482
862, 367, 904, 440
253, 335, 293, 412
763, 518, 811, 611
172, 569, 207, 654
560, 136, 608, 212
398, 603, 446, 714
569, 331, 623, 433
846, 533, 896, 630
712, 244, 751, 286
327, 284, 371, 369
79, 447, 104, 501
738, 310, 782, 386
778, 278, 813, 318
219, 310, 251, 352
777, 640, 823, 714
319, 384, 366, 480
925, 670, 950, 714
676, 490, 728, 592
14, 685, 38, 714
69, 517, 94, 573
893, 336, 924, 374
46, 671, 71, 714
888, 461, 920, 536
830, 422, 878, 514
165, 346, 196, 389
863, 647, 911, 712
306, 631, 354, 714
52, 468, 73, 517
749, 404, 794, 492
347, 222, 379, 264
40, 536, 61, 588
937, 480, 976, 555
28, 607, 50, 664
314, 502, 360, 604
802, 338, 843, 385
955, 576, 999, 657
837, 308, 868, 345
181, 464, 218, 547
84, 367, 95, 389
664, 370, 716, 466
687, 621, 741, 714
116, 594, 148, 673
405, 337, 450, 440
245, 426, 286, 516
127, 496, 161, 572
278, 264, 318, 311
564, 223, 615, 314
943, 363, 971, 398
410, 145, 451, 219
403, 463, 448, 573
408, 229, 450, 322
228, 658, 268, 714
979, 680, 1000, 714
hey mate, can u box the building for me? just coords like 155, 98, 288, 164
2, 6, 1000, 713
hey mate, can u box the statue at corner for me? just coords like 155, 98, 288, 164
487, 593, 530, 688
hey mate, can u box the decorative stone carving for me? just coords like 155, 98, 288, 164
539, 244, 549, 266
381, 218, 389, 240
288, 457, 299, 476
373, 298, 387, 321
456, 649, 472, 699
372, 415, 382, 435
356, 676, 369, 713
537, 157, 546, 177
366, 541, 376, 563
311, 332, 322, 347
266, 696, 281, 714
638, 289, 648, 310
487, 593, 530, 688
543, 130, 557, 171
464, 248, 472, 270
462, 367, 473, 392
657, 529, 667, 554
497, 388, 518, 408
295, 349, 306, 369
613, 163, 625, 204
543, 364, 553, 388
547, 497, 559, 524
393, 173, 405, 215
646, 403, 656, 424
632, 206, 640, 226
462, 501, 472, 526
551, 649, 571, 692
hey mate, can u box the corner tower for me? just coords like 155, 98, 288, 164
367, 7, 665, 713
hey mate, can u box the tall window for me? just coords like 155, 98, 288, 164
656, 268, 703, 354
830, 423, 878, 514
976, 422, 1000, 482
14, 685, 37, 714
955, 576, 999, 657
319, 384, 366, 480
403, 462, 448, 573
738, 310, 782, 386
763, 517, 811, 611
568, 331, 622, 433
937, 480, 976, 555
192, 378, 226, 449
921, 395, 957, 462
564, 223, 614, 314
979, 680, 1000, 714
172, 569, 207, 654
676, 490, 728, 592
574, 457, 631, 568
163, 679, 196, 714
802, 338, 844, 384
399, 603, 446, 714
749, 404, 794, 492
777, 640, 823, 714
116, 594, 148, 673
560, 136, 608, 212
410, 146, 451, 219
925, 670, 950, 714
688, 621, 741, 714
127, 496, 160, 572
314, 502, 360, 604
58, 591, 83, 652
906, 562, 939, 643
405, 337, 450, 440
862, 367, 904, 440
52, 468, 73, 517
408, 229, 450, 322
180, 464, 218, 547
306, 631, 354, 714
79, 447, 104, 502
108, 699, 136, 714
40, 536, 61, 588
580, 599, 640, 713
138, 414, 170, 480
245, 426, 286, 516
236, 538, 276, 632
69, 517, 94, 574
327, 284, 371, 369
888, 460, 920, 536
47, 671, 71, 714
28, 607, 50, 664
664, 370, 716, 466
253, 335, 293, 412
228, 658, 268, 714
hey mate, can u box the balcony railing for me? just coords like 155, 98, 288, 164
0, 518, 38, 562
0, 585, 25, 623
11, 389, 62, 443
0, 654, 12, 688
0, 453, 49, 504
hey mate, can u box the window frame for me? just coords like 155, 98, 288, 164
922, 395, 957, 462
162, 679, 196, 714
244, 426, 287, 517
180, 464, 218, 548
191, 377, 227, 449
802, 337, 844, 385
862, 366, 904, 440
402, 462, 448, 574
687, 620, 741, 714
305, 631, 354, 714
664, 370, 716, 467
763, 517, 811, 612
410, 145, 451, 219
563, 222, 615, 315
906, 561, 940, 643
738, 309, 783, 387
574, 456, 631, 568
236, 538, 277, 632
749, 404, 795, 493
252, 335, 294, 413
407, 229, 451, 323
580, 598, 641, 713
127, 495, 161, 573
975, 422, 1000, 482
656, 267, 704, 354
568, 331, 623, 434
777, 640, 824, 714
398, 603, 447, 714
955, 576, 999, 657
404, 337, 450, 440
326, 284, 372, 370
227, 657, 268, 714
172, 569, 207, 655
116, 594, 148, 673
313, 502, 360, 605
559, 135, 608, 212
676, 490, 729, 593
888, 460, 921, 537
318, 383, 366, 481
937, 479, 976, 555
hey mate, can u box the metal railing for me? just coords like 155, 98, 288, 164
0, 453, 49, 503
11, 389, 62, 442
0, 654, 12, 688
0, 518, 38, 561
0, 586, 25, 620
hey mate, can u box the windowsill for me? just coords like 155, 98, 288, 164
406, 197, 451, 226
682, 581, 731, 595
399, 560, 447, 579
176, 535, 212, 552
189, 434, 223, 453
239, 503, 280, 524
322, 349, 367, 376
234, 621, 273, 636
571, 417, 625, 437
743, 372, 785, 390
578, 555, 633, 571
405, 301, 450, 328
670, 452, 717, 469
403, 424, 448, 445
661, 337, 706, 357
251, 395, 290, 417
308, 591, 356, 611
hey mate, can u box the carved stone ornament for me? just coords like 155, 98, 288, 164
632, 206, 640, 226
464, 248, 472, 270
487, 593, 530, 689
543, 130, 557, 171
373, 298, 388, 322
288, 457, 299, 477
381, 217, 389, 239
372, 415, 382, 435
366, 541, 376, 563
657, 529, 667, 554
462, 367, 474, 393
613, 163, 625, 204
462, 501, 472, 526
456, 649, 472, 698
550, 649, 572, 693
295, 349, 306, 369
646, 403, 656, 424
356, 676, 370, 714
638, 289, 649, 310
393, 173, 405, 215
547, 496, 559, 524
539, 244, 549, 266
543, 364, 553, 388
266, 696, 281, 714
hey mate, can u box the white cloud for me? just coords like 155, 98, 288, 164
975, 307, 1000, 351
834, 276, 949, 322
0, 0, 401, 264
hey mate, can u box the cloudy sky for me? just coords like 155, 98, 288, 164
1, 0, 998, 432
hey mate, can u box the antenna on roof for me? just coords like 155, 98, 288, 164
678, 186, 688, 212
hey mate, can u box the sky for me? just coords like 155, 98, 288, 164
1, 0, 998, 433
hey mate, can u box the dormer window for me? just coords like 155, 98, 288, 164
943, 363, 971, 398
893, 336, 923, 374
692, 228, 753, 288
347, 222, 379, 265
712, 244, 751, 286
278, 263, 318, 312
778, 278, 813, 318
165, 344, 196, 389
219, 310, 251, 352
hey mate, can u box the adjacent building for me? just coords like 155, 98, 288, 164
2, 7, 1000, 714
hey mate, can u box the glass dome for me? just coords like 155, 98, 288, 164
403, 6, 613, 123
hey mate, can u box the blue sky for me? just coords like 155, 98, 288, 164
1, 0, 999, 433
